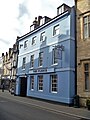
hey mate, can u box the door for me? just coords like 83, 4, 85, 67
20, 77, 27, 96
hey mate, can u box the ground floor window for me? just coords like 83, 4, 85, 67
51, 74, 58, 93
30, 76, 34, 90
38, 75, 43, 91
84, 63, 90, 91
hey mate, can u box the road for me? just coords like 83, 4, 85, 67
0, 91, 83, 120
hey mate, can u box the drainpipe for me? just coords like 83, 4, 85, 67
75, 0, 77, 95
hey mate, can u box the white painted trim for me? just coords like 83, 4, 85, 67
18, 36, 74, 57
55, 67, 75, 72
18, 11, 69, 41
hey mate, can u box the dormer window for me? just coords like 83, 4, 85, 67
30, 25, 34, 31
40, 17, 45, 26
57, 4, 70, 15
58, 5, 64, 14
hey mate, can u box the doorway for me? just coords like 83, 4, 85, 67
20, 77, 27, 96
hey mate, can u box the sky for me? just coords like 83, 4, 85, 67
0, 0, 74, 57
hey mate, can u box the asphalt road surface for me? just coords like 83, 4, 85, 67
0, 91, 82, 120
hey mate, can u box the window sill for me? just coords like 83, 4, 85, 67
29, 67, 34, 70
22, 68, 25, 71
38, 90, 43, 92
24, 47, 28, 50
31, 89, 34, 91
84, 90, 90, 92
51, 91, 57, 94
51, 63, 58, 66
31, 44, 36, 46
38, 66, 43, 68
83, 37, 90, 41
52, 34, 60, 38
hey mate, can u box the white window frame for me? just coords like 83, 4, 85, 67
30, 25, 34, 31
24, 40, 28, 48
52, 48, 58, 65
53, 24, 59, 36
32, 36, 36, 45
83, 15, 90, 39
22, 57, 26, 69
40, 32, 46, 42
30, 55, 34, 68
51, 74, 58, 93
30, 76, 34, 90
38, 75, 43, 91
38, 52, 43, 67
40, 17, 45, 25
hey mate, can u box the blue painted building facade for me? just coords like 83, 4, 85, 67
16, 4, 75, 105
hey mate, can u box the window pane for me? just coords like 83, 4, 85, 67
84, 24, 88, 39
32, 37, 36, 45
53, 48, 58, 64
84, 63, 89, 90
31, 76, 34, 90
40, 32, 45, 42
51, 75, 58, 93
83, 16, 90, 39
24, 40, 28, 48
84, 17, 87, 23
30, 55, 34, 67
39, 52, 43, 66
22, 57, 26, 69
84, 63, 89, 71
53, 25, 59, 36
89, 23, 90, 37
85, 73, 89, 90
88, 15, 90, 22
38, 76, 43, 91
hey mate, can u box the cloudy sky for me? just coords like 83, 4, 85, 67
0, 0, 74, 56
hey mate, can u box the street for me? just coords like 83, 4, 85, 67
0, 91, 86, 120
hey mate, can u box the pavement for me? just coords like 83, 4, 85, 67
0, 90, 90, 120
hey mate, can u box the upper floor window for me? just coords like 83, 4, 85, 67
53, 24, 59, 36
24, 40, 28, 48
52, 48, 58, 64
51, 74, 58, 93
30, 55, 34, 68
40, 32, 46, 42
32, 36, 36, 45
84, 63, 90, 91
39, 52, 43, 67
83, 15, 90, 39
22, 57, 26, 69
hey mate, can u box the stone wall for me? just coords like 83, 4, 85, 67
76, 0, 90, 107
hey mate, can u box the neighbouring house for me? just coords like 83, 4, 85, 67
75, 0, 90, 106
1, 38, 19, 90
1, 49, 13, 89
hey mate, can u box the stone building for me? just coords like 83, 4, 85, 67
75, 0, 90, 106
1, 49, 13, 89
1, 38, 18, 90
